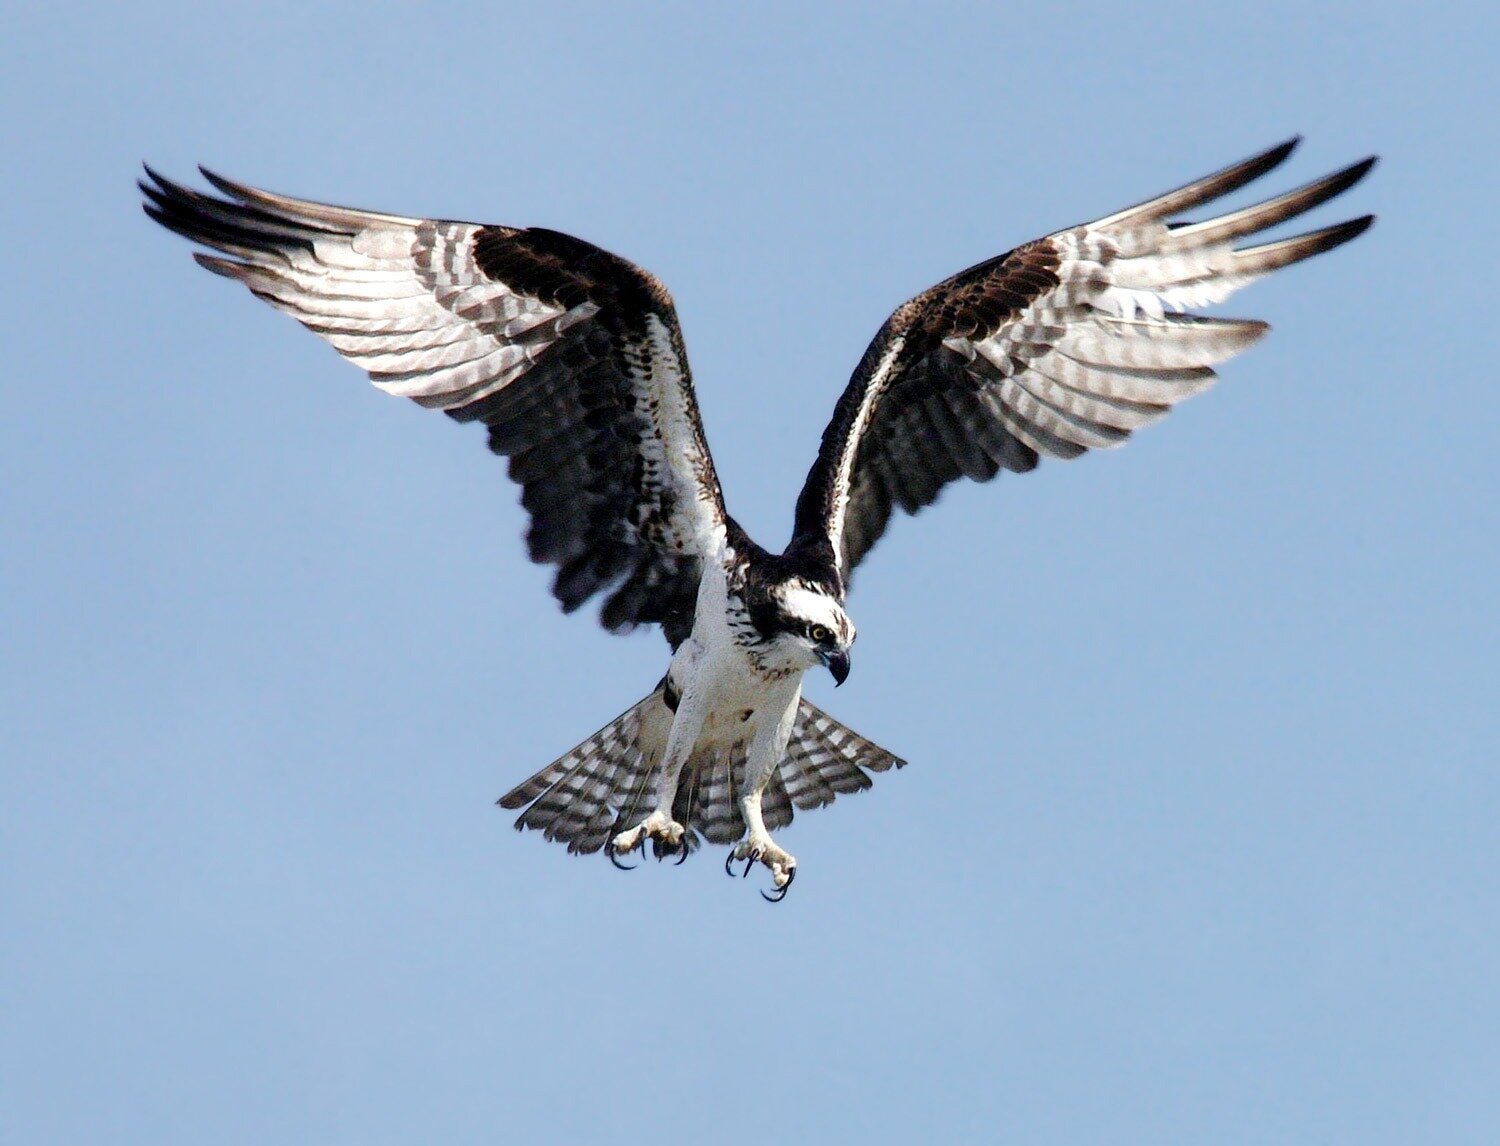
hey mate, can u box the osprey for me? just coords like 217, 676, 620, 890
142, 138, 1374, 900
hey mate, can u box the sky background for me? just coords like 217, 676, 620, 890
4, 2, 1498, 1142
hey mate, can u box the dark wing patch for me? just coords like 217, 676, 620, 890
142, 168, 726, 644
791, 138, 1376, 583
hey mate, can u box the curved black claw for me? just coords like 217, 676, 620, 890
724, 848, 756, 879
648, 833, 690, 865
761, 867, 796, 903
607, 841, 638, 871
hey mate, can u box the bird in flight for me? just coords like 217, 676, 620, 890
142, 138, 1374, 900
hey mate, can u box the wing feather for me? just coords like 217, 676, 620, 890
791, 139, 1375, 581
143, 168, 726, 641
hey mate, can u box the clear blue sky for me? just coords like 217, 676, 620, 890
5, 2, 1497, 1142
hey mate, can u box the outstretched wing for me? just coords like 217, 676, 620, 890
791, 138, 1375, 585
142, 168, 726, 644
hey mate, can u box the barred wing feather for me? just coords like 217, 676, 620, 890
141, 168, 727, 644
792, 137, 1376, 583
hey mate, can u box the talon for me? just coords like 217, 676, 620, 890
725, 850, 740, 877
742, 848, 760, 878
608, 845, 637, 872
760, 866, 795, 902
674, 838, 689, 866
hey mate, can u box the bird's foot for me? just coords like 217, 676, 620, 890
725, 835, 797, 901
609, 810, 687, 869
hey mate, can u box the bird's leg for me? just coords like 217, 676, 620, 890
609, 683, 705, 862
609, 808, 686, 860
729, 713, 797, 897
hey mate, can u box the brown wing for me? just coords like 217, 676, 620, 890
791, 138, 1375, 585
142, 168, 727, 644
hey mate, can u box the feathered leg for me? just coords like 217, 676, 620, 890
608, 679, 707, 861
729, 695, 800, 898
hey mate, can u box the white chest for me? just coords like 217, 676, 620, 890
668, 550, 803, 742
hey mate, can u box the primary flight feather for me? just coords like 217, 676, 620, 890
142, 137, 1374, 900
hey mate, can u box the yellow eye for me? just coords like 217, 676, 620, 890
810, 625, 831, 642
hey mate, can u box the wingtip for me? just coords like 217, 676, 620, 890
1232, 213, 1376, 275
139, 162, 178, 198
1092, 135, 1310, 230
1252, 135, 1302, 179
138, 164, 199, 204
190, 250, 249, 278
198, 164, 240, 199
1314, 214, 1376, 249
1333, 155, 1379, 192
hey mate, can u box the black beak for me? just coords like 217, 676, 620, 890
824, 649, 851, 687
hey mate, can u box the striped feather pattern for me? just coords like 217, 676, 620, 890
141, 168, 726, 646
791, 138, 1375, 581
497, 691, 904, 856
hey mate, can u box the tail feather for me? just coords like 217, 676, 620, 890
499, 689, 668, 855
762, 768, 797, 834
497, 690, 905, 856
693, 745, 744, 845
780, 699, 905, 808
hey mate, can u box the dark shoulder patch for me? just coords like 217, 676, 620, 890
912, 239, 1062, 348
471, 225, 672, 322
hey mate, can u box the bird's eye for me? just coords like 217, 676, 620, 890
810, 624, 831, 642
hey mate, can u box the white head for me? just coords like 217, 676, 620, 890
757, 581, 856, 684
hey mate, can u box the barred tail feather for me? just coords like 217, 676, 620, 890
497, 688, 670, 855
779, 699, 906, 810
497, 690, 905, 857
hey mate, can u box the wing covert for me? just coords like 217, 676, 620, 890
791, 138, 1375, 584
142, 168, 726, 643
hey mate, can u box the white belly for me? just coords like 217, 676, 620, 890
666, 550, 803, 751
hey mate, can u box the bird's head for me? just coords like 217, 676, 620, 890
758, 581, 856, 685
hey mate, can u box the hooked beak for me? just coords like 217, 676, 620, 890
822, 649, 851, 687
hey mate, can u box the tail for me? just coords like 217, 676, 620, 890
498, 688, 905, 856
